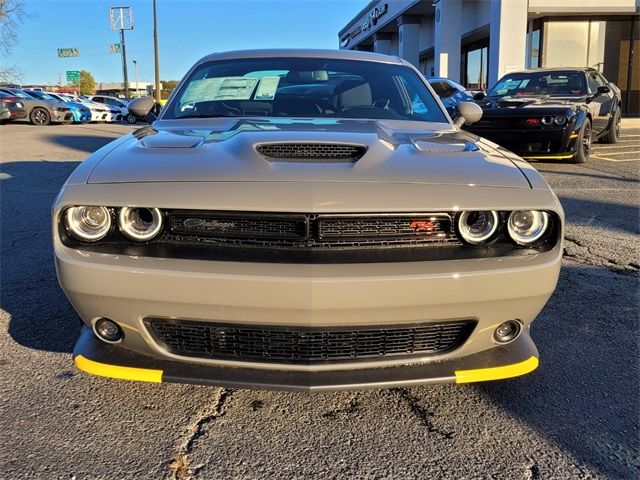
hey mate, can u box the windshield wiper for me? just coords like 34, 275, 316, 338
175, 113, 237, 119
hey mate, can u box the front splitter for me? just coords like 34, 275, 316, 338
73, 326, 539, 392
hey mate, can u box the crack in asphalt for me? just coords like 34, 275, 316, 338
390, 388, 454, 440
168, 388, 233, 480
563, 236, 640, 275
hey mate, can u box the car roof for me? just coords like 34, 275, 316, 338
194, 48, 404, 66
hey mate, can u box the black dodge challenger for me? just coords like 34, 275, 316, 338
464, 68, 622, 163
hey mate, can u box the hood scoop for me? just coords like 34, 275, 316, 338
256, 143, 367, 163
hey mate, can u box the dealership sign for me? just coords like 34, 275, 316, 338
340, 3, 388, 48
57, 48, 80, 58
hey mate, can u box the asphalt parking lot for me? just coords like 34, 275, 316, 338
1, 121, 638, 479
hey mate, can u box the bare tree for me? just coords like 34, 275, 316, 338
0, 0, 26, 83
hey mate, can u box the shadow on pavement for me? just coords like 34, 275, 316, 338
1, 160, 82, 354
41, 134, 122, 153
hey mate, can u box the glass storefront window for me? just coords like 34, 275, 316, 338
542, 18, 639, 115
465, 46, 488, 91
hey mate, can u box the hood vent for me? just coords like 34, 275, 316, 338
256, 143, 366, 163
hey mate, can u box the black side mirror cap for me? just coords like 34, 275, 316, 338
597, 85, 611, 94
473, 91, 486, 101
128, 96, 160, 122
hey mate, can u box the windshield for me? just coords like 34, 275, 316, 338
26, 90, 58, 101
12, 90, 35, 99
164, 57, 447, 122
487, 71, 586, 98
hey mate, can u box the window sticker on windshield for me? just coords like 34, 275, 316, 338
181, 77, 259, 103
254, 76, 281, 100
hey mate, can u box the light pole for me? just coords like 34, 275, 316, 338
133, 60, 139, 95
153, 0, 161, 104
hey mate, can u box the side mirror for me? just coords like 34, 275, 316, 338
454, 101, 483, 127
597, 85, 611, 95
128, 96, 159, 122
473, 91, 486, 101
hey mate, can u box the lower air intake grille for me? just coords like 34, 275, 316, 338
256, 143, 366, 162
145, 318, 475, 364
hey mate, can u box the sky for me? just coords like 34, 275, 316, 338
6, 0, 368, 86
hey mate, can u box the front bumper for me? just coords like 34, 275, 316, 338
466, 127, 578, 160
74, 325, 539, 391
52, 110, 73, 123
56, 234, 561, 384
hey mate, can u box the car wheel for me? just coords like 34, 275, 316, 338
600, 108, 621, 144
125, 113, 137, 124
572, 119, 592, 164
30, 107, 51, 126
0, 119, 8, 125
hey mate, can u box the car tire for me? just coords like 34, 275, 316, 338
30, 107, 51, 126
571, 119, 592, 164
125, 113, 137, 124
600, 108, 621, 144
0, 119, 8, 125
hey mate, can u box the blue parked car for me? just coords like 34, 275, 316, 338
24, 90, 90, 123
427, 78, 478, 117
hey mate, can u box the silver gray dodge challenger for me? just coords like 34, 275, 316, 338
53, 49, 563, 391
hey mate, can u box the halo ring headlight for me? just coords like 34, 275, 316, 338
118, 207, 163, 241
457, 210, 499, 245
554, 116, 567, 126
507, 210, 550, 245
65, 206, 111, 242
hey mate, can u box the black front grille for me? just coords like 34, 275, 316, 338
145, 318, 475, 364
164, 211, 459, 249
256, 143, 366, 162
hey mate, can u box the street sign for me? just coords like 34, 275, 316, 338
66, 71, 80, 82
57, 48, 80, 58
108, 43, 122, 54
109, 7, 134, 30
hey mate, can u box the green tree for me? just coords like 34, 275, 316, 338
0, 0, 27, 83
78, 70, 96, 95
160, 79, 179, 99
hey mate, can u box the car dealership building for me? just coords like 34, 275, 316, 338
339, 0, 640, 115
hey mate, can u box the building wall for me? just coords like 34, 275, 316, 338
339, 0, 639, 114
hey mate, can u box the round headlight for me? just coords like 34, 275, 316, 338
65, 206, 111, 242
541, 116, 553, 125
118, 207, 163, 241
457, 211, 499, 245
554, 116, 567, 126
507, 210, 549, 245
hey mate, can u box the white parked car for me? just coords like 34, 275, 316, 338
59, 94, 116, 123
88, 95, 137, 124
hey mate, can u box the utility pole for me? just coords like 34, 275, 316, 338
120, 29, 129, 97
153, 0, 161, 104
133, 60, 139, 95
110, 6, 134, 98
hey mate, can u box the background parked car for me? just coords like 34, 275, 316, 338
464, 68, 622, 163
0, 88, 73, 125
428, 77, 476, 117
25, 90, 90, 124
61, 94, 116, 123
0, 90, 28, 124
88, 95, 137, 124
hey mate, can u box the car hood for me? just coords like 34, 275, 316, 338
86, 118, 531, 189
478, 95, 579, 114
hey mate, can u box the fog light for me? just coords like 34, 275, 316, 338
493, 321, 521, 344
94, 318, 123, 343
